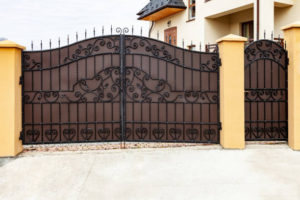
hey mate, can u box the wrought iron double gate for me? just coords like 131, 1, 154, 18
245, 40, 288, 141
21, 33, 221, 144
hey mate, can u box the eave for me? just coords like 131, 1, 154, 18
138, 6, 186, 21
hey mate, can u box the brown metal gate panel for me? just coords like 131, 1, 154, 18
21, 34, 221, 144
245, 40, 288, 141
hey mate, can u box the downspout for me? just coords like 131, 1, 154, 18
256, 0, 260, 40
149, 21, 155, 37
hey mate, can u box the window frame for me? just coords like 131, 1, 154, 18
241, 20, 254, 40
188, 0, 196, 20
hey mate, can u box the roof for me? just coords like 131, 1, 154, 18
137, 0, 186, 20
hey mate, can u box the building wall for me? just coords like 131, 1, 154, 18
275, 0, 300, 37
150, 0, 203, 49
149, 0, 299, 48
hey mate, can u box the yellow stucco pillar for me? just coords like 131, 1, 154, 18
282, 22, 300, 150
0, 40, 25, 157
217, 34, 247, 149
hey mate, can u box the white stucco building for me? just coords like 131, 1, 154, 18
137, 0, 300, 50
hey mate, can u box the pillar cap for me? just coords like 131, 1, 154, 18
216, 34, 247, 43
281, 21, 300, 31
0, 40, 26, 50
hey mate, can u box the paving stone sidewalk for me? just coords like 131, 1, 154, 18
0, 143, 299, 200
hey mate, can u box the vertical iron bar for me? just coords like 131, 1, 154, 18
49, 39, 52, 143
120, 34, 126, 145
58, 37, 62, 142
263, 59, 266, 139
199, 51, 202, 141
182, 46, 185, 141
149, 56, 152, 140
40, 41, 44, 143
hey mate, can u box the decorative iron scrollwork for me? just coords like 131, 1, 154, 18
114, 128, 131, 140
63, 129, 76, 142
98, 128, 110, 141
125, 36, 180, 64
116, 27, 129, 35
245, 40, 287, 66
245, 89, 286, 102
45, 129, 58, 142
26, 130, 40, 142
186, 129, 199, 141
203, 129, 217, 141
169, 128, 182, 140
245, 126, 287, 139
152, 128, 165, 140
136, 128, 148, 140
80, 128, 93, 141
23, 54, 41, 70
64, 37, 120, 63
24, 66, 218, 104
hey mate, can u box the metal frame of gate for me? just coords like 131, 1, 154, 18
21, 30, 221, 145
245, 39, 288, 141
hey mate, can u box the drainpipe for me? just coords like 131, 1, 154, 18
256, 0, 260, 40
149, 21, 154, 37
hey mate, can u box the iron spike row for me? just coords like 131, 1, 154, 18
271, 31, 274, 40
102, 26, 104, 35
157, 31, 159, 39
111, 25, 113, 35
76, 32, 78, 42
58, 37, 60, 48
182, 39, 184, 48
200, 42, 201, 51
141, 27, 143, 36
40, 40, 43, 50
67, 35, 70, 45
49, 39, 52, 49
85, 29, 87, 39
264, 30, 266, 39
31, 41, 33, 51
93, 27, 96, 37
132, 26, 134, 35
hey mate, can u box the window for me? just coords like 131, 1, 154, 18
242, 21, 254, 40
189, 0, 196, 20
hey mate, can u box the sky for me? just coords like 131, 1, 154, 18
0, 0, 150, 49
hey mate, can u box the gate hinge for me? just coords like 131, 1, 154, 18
19, 76, 24, 85
218, 122, 222, 131
19, 130, 24, 142
217, 58, 222, 67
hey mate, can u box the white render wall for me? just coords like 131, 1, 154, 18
149, 0, 299, 49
